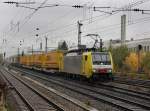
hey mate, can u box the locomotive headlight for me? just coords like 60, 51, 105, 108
93, 69, 97, 73
108, 69, 112, 73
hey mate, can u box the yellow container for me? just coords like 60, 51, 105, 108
43, 50, 63, 70
25, 55, 30, 66
19, 56, 24, 65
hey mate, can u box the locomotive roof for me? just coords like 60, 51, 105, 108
67, 48, 102, 53
65, 48, 108, 56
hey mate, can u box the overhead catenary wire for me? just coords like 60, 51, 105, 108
37, 15, 150, 44
6, 0, 49, 39
15, 15, 150, 49
51, 14, 150, 42
4, 0, 149, 37
3, 0, 150, 55
86, 17, 150, 41
36, 8, 81, 35
37, 0, 150, 37
2, 7, 25, 33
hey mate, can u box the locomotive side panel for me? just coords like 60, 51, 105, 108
63, 55, 82, 74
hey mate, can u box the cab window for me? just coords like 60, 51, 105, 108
92, 52, 111, 65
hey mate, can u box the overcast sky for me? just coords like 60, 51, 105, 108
0, 0, 150, 56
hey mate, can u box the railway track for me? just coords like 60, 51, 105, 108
0, 66, 98, 111
97, 82, 150, 97
0, 70, 31, 111
12, 66, 150, 111
0, 68, 61, 111
114, 76, 150, 88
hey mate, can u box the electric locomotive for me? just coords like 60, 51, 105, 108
60, 49, 113, 80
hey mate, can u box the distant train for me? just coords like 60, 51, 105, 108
10, 49, 114, 80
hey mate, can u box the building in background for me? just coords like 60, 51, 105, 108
104, 38, 150, 52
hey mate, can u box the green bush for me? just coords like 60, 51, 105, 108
142, 52, 150, 75
110, 46, 129, 71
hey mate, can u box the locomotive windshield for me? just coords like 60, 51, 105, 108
92, 52, 111, 65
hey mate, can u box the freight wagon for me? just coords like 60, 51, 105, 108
10, 49, 113, 80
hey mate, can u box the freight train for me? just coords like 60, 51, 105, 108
10, 49, 114, 80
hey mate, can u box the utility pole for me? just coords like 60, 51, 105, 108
45, 36, 48, 53
121, 14, 126, 45
137, 45, 142, 73
32, 45, 33, 54
10, 21, 14, 30
77, 21, 83, 49
17, 47, 20, 63
40, 42, 42, 51
100, 39, 103, 52
109, 39, 112, 49
22, 50, 24, 56
35, 27, 42, 52
17, 21, 19, 32
3, 52, 6, 60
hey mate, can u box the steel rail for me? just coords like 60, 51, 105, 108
13, 67, 150, 111
3, 67, 98, 111
0, 70, 35, 111
1, 68, 62, 111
